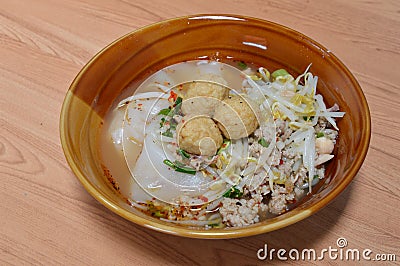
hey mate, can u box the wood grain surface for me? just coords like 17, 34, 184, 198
1, 0, 399, 265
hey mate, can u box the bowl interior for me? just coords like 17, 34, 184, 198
60, 14, 370, 238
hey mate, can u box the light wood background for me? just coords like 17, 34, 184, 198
1, 0, 399, 265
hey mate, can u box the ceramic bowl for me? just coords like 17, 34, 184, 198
60, 14, 370, 238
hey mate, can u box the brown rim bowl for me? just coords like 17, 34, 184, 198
60, 14, 371, 239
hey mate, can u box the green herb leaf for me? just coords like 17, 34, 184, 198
258, 138, 269, 148
170, 97, 183, 115
160, 117, 166, 128
161, 130, 173, 138
223, 186, 243, 198
174, 96, 182, 106
159, 108, 172, 116
160, 97, 183, 118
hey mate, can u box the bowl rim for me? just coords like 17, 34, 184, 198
60, 13, 371, 239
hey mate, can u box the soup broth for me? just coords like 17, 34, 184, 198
98, 60, 343, 228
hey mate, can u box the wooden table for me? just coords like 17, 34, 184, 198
1, 1, 399, 265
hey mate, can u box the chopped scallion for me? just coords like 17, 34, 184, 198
178, 149, 190, 159
271, 69, 289, 80
163, 159, 196, 175
223, 186, 243, 198
303, 116, 314, 121
237, 61, 247, 70
217, 139, 231, 154
175, 166, 196, 175
258, 138, 269, 148
153, 211, 164, 218
163, 159, 175, 168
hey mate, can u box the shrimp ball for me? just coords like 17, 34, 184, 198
213, 95, 260, 140
177, 116, 223, 156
